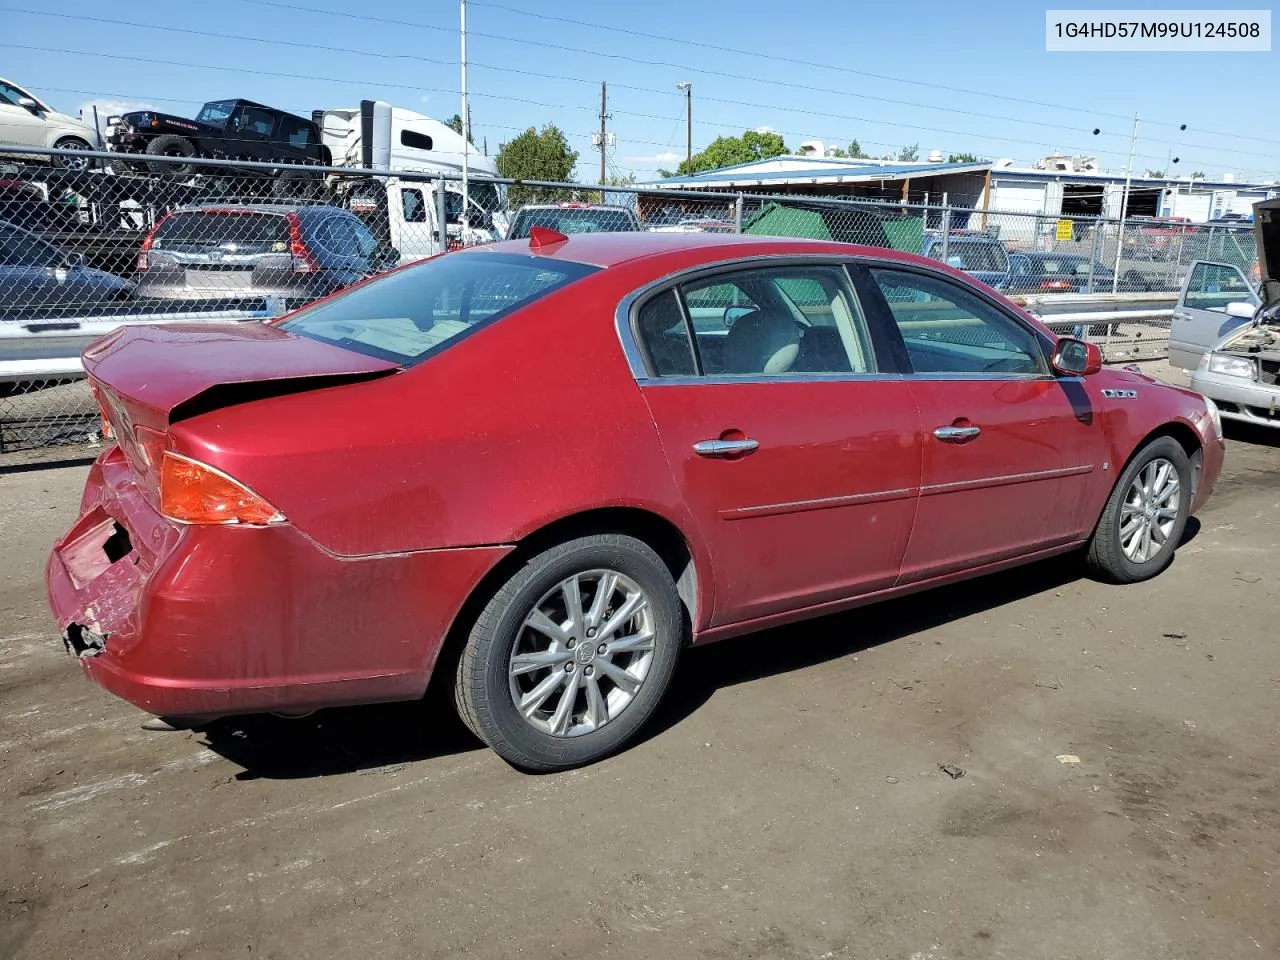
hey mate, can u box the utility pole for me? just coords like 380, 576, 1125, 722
1111, 111, 1138, 293
676, 81, 692, 167
598, 81, 608, 186
459, 0, 470, 242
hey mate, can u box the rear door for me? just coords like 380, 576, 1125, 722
630, 260, 923, 626
857, 263, 1107, 581
1170, 260, 1260, 369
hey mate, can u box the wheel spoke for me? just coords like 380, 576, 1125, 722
1150, 521, 1168, 545
1122, 519, 1145, 558
1121, 502, 1144, 517
525, 608, 571, 645
605, 628, 655, 656
584, 674, 609, 729
1139, 522, 1153, 562
548, 669, 581, 735
510, 649, 571, 676
598, 590, 647, 640
1156, 506, 1178, 521
597, 659, 641, 695
585, 572, 618, 630
1120, 515, 1143, 538
519, 670, 565, 717
561, 576, 586, 637
1154, 479, 1180, 505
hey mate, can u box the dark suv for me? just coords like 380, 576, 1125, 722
134, 204, 399, 304
106, 100, 331, 179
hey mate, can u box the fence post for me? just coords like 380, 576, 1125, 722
1087, 222, 1100, 293
940, 207, 952, 265
435, 177, 449, 255
734, 194, 744, 234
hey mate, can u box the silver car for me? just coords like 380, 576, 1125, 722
1169, 259, 1279, 428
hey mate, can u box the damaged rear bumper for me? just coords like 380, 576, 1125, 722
46, 446, 512, 719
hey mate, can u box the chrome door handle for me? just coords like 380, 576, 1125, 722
693, 438, 759, 457
934, 425, 981, 442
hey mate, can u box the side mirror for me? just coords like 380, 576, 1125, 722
63, 251, 87, 269
724, 305, 754, 327
17, 96, 40, 113
373, 244, 400, 268
1225, 301, 1258, 319
1052, 337, 1102, 376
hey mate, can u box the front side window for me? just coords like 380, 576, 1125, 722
232, 108, 276, 138
635, 264, 875, 378
401, 189, 426, 224
281, 253, 597, 365
0, 225, 62, 267
868, 267, 1046, 375
0, 82, 28, 107
1184, 262, 1258, 312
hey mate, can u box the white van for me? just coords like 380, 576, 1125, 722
316, 101, 506, 261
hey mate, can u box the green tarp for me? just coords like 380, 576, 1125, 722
742, 200, 924, 253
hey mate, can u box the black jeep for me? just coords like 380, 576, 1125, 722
105, 99, 331, 182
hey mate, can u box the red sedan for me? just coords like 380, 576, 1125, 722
47, 230, 1225, 770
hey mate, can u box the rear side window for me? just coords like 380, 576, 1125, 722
278, 116, 315, 148
150, 212, 288, 253
280, 253, 598, 365
928, 240, 1008, 272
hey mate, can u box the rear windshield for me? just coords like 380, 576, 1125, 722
508, 208, 637, 239
279, 252, 598, 365
1038, 259, 1092, 276
931, 240, 1009, 273
150, 212, 289, 252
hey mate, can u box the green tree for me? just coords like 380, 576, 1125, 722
673, 129, 788, 176
445, 114, 463, 135
847, 139, 870, 159
896, 143, 919, 162
1190, 171, 1205, 179
496, 125, 579, 206
946, 152, 986, 163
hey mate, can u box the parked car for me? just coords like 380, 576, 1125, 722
0, 217, 133, 314
0, 78, 102, 170
1006, 252, 1158, 293
921, 232, 1010, 289
106, 99, 331, 180
48, 231, 1223, 770
133, 203, 399, 303
506, 203, 639, 239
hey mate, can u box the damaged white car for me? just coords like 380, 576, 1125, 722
1170, 259, 1279, 429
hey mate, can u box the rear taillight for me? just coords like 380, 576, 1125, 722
89, 383, 114, 440
136, 212, 171, 272
133, 425, 167, 470
1040, 280, 1073, 290
158, 452, 285, 525
287, 213, 321, 274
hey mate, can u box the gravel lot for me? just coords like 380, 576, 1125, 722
2, 382, 1277, 960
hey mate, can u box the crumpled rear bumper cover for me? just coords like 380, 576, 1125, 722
46, 446, 512, 719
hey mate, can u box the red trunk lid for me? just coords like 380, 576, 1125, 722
83, 322, 399, 429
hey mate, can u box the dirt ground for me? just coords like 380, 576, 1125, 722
2, 369, 1277, 960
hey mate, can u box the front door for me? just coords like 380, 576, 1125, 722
1169, 260, 1260, 369
631, 262, 923, 627
858, 264, 1107, 582
0, 80, 47, 148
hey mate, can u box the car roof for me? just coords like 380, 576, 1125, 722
463, 230, 951, 272
513, 204, 634, 212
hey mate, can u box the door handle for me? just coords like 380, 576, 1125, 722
933, 425, 981, 443
1171, 310, 1192, 320
693, 438, 759, 457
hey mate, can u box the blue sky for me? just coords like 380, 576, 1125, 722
4, 0, 1276, 182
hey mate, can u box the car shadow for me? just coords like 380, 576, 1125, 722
1223, 420, 1280, 447
635, 554, 1086, 748
198, 694, 484, 781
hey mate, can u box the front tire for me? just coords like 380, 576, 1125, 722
1086, 436, 1192, 583
51, 137, 94, 170
144, 134, 196, 176
454, 534, 684, 771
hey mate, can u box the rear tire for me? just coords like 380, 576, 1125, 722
454, 534, 684, 771
144, 135, 196, 176
1086, 436, 1192, 583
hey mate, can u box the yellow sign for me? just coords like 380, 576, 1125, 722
1056, 219, 1074, 241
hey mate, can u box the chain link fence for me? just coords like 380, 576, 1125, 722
1, 145, 1260, 461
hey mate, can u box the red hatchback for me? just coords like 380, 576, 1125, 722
48, 231, 1225, 770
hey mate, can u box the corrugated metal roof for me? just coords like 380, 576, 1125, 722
642, 160, 990, 189
990, 168, 1274, 191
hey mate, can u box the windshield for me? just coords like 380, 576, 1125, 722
280, 252, 598, 365
443, 182, 503, 224
149, 212, 290, 253
195, 100, 237, 126
508, 207, 637, 239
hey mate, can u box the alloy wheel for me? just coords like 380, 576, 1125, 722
508, 569, 656, 738
1119, 457, 1180, 563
